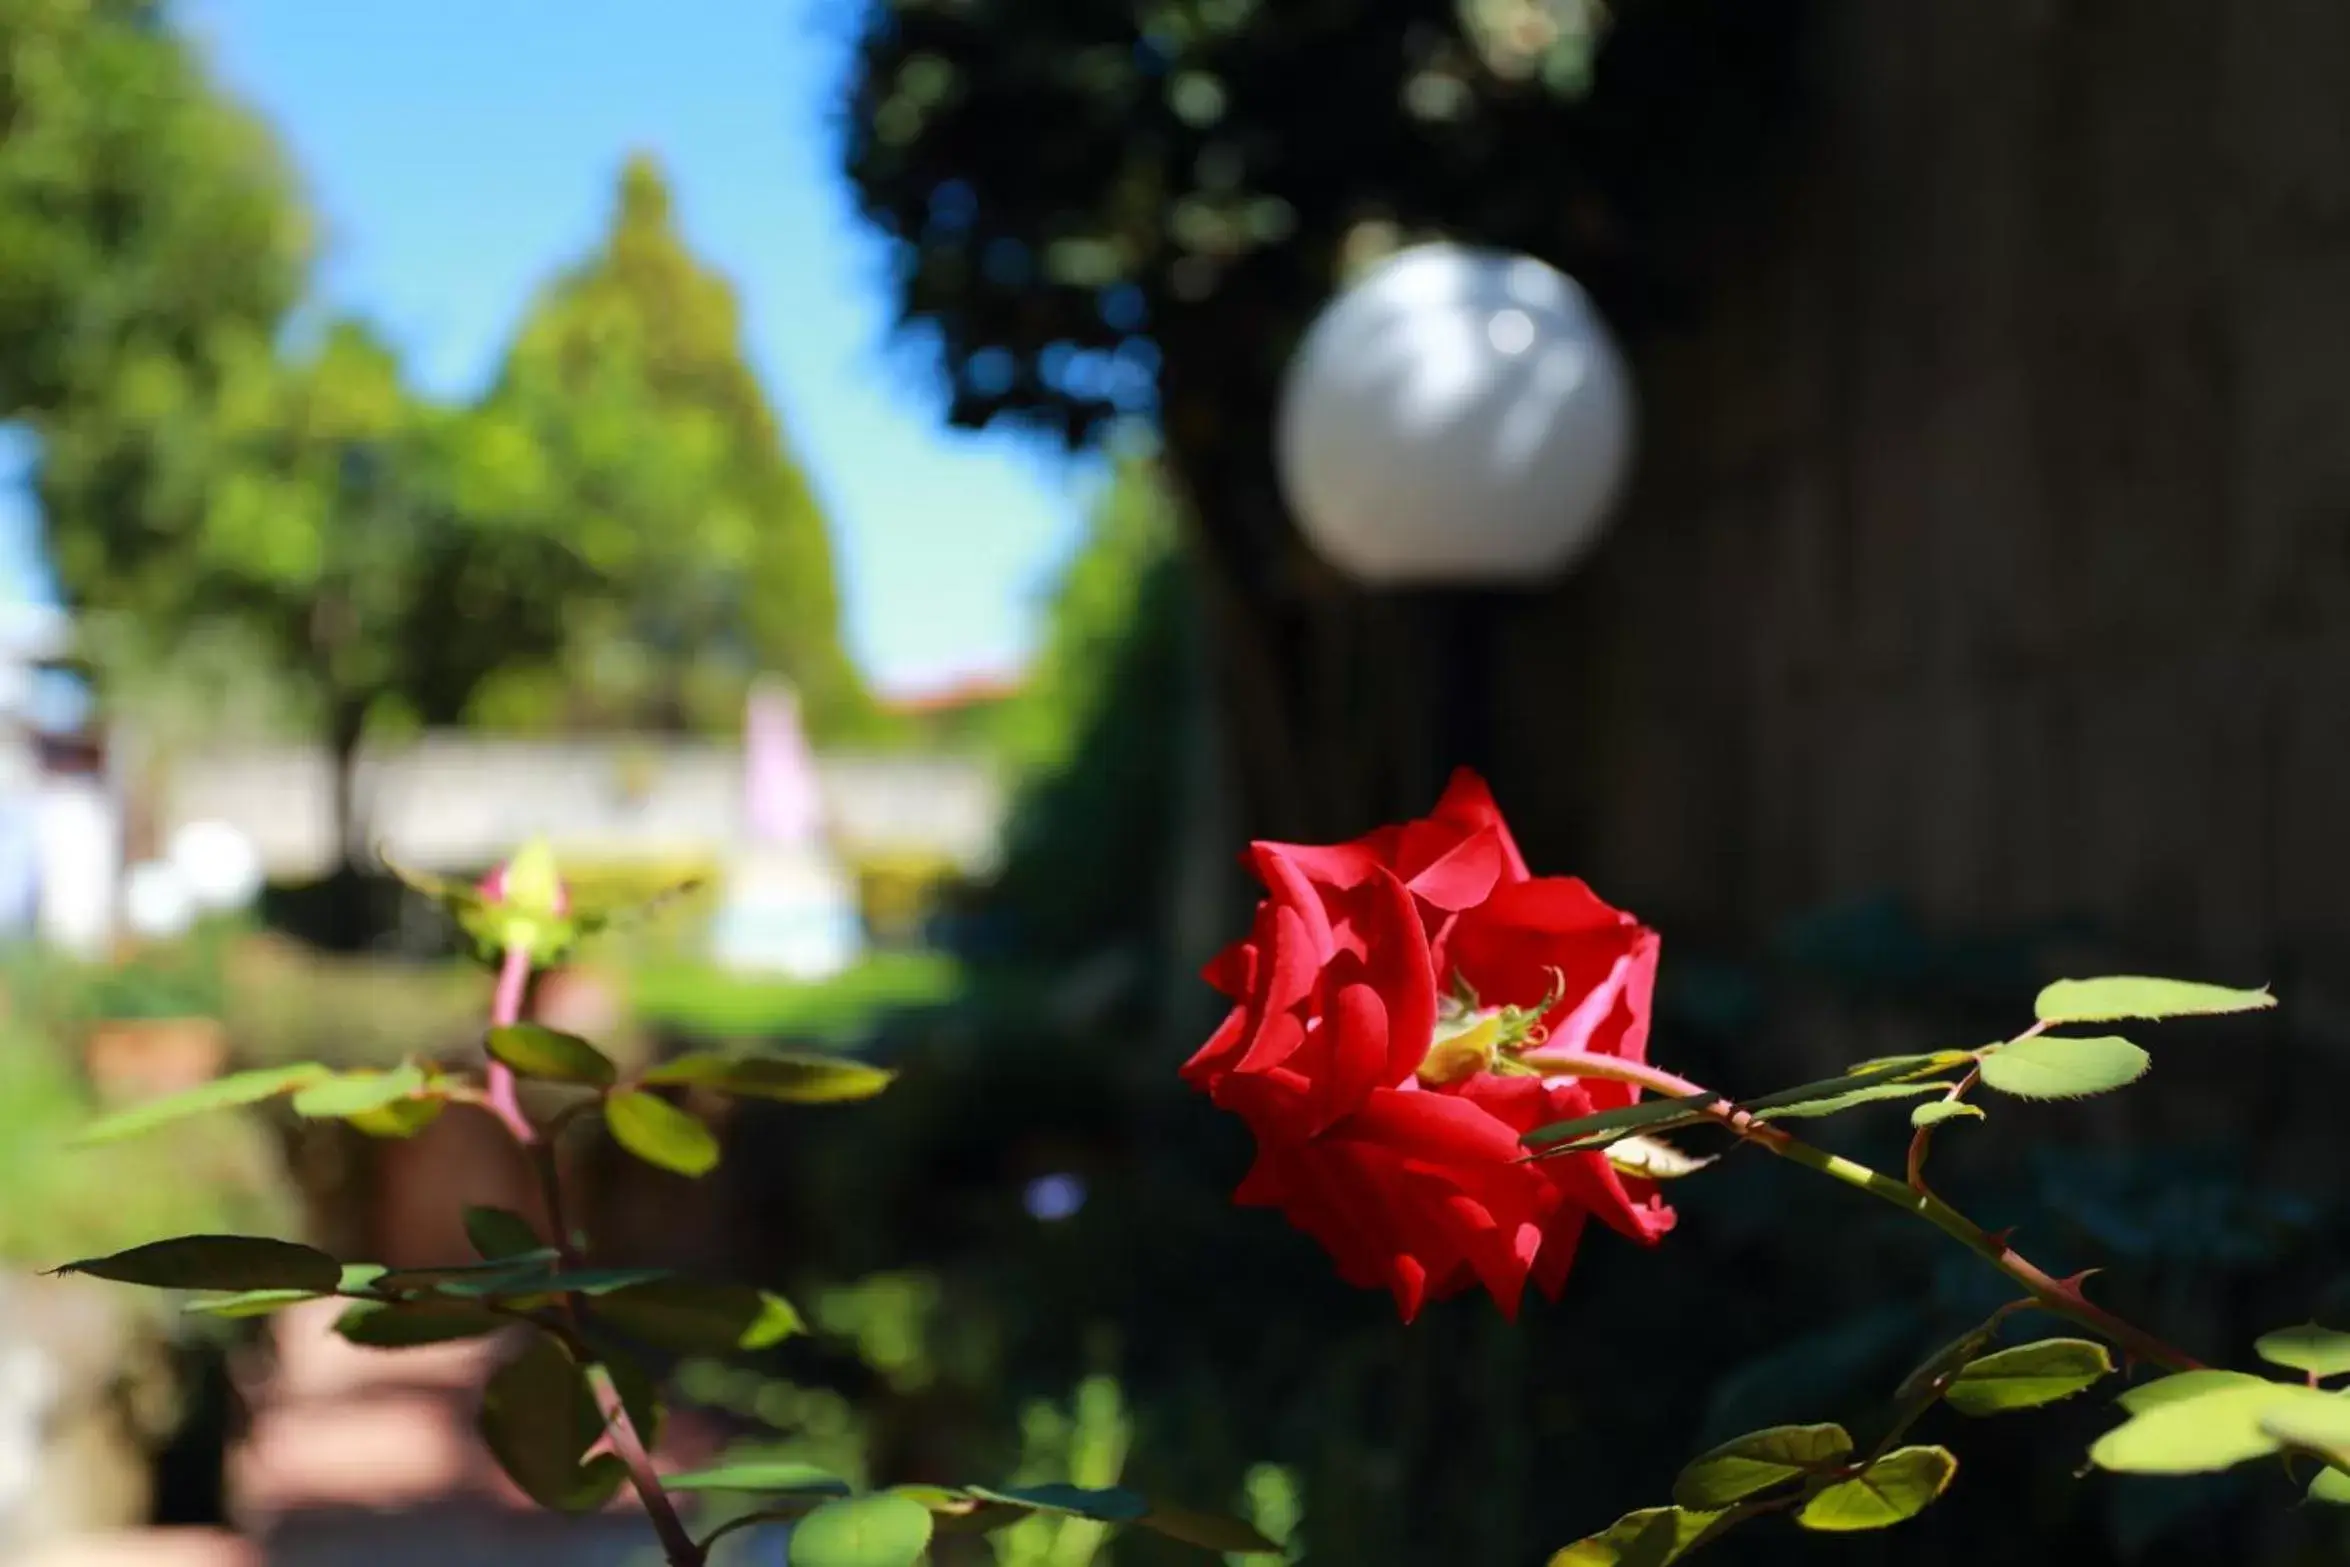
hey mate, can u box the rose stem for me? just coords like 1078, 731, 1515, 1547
1520, 1048, 2204, 1373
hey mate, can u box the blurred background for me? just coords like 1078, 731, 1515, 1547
1, 0, 2347, 1563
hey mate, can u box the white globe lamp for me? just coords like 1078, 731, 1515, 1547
1275, 243, 1635, 585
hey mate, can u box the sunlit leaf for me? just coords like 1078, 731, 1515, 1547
2034, 976, 2274, 1025
1754, 1083, 1947, 1121
1909, 1100, 1984, 1128
2258, 1399, 2350, 1461
346, 1096, 447, 1138
1672, 1423, 1852, 1508
1977, 1035, 2149, 1100
1941, 1339, 2113, 1415
2310, 1466, 2350, 1506
487, 1024, 617, 1087
788, 1492, 935, 1567
184, 1289, 322, 1318
52, 1235, 341, 1293
1549, 1506, 1722, 1566
605, 1089, 720, 1176
2116, 1370, 2276, 1415
2089, 1379, 2331, 1473
71, 1064, 329, 1146
1743, 1058, 1955, 1114
1794, 1446, 1956, 1531
291, 1064, 428, 1120
1845, 1051, 1976, 1077
644, 1050, 895, 1104
2254, 1324, 2350, 1378
663, 1461, 850, 1495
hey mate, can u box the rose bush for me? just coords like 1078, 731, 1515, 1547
1182, 770, 1673, 1320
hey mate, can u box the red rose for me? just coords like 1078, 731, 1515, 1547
1184, 771, 1674, 1320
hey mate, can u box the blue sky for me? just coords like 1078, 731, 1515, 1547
1, 0, 1100, 697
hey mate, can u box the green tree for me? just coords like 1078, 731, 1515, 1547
484, 154, 876, 739
42, 314, 587, 867
840, 0, 1805, 835
0, 0, 306, 422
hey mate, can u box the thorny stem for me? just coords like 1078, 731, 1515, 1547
1905, 1066, 1980, 1194
1521, 1049, 2206, 1374
485, 939, 704, 1567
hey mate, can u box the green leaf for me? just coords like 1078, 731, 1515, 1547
2258, 1399, 2350, 1459
1742, 1057, 1955, 1114
346, 1097, 448, 1138
291, 1064, 429, 1120
374, 1251, 564, 1293
965, 1484, 1152, 1523
477, 1333, 609, 1511
464, 1206, 545, 1262
486, 1024, 617, 1088
1753, 1082, 1948, 1121
1549, 1506, 1722, 1566
185, 1289, 323, 1318
2034, 976, 2275, 1025
590, 1278, 802, 1353
2116, 1369, 2276, 1414
2089, 1378, 2334, 1473
52, 1235, 342, 1293
1845, 1051, 1977, 1076
1672, 1423, 1852, 1509
1976, 1035, 2150, 1100
662, 1461, 850, 1495
432, 1264, 673, 1302
1522, 1091, 1717, 1154
1794, 1446, 1957, 1531
335, 1300, 511, 1348
1941, 1339, 2113, 1415
71, 1064, 330, 1146
1910, 1100, 1984, 1128
604, 1089, 720, 1177
644, 1050, 895, 1104
2310, 1466, 2350, 1506
1138, 1502, 1284, 1554
788, 1493, 936, 1567
2254, 1323, 2350, 1378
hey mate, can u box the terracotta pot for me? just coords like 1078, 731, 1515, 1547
81, 1020, 229, 1105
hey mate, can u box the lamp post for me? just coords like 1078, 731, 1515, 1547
1274, 242, 1636, 787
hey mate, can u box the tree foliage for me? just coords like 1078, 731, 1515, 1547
841, 0, 1809, 833
481, 155, 875, 739
985, 452, 1194, 962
